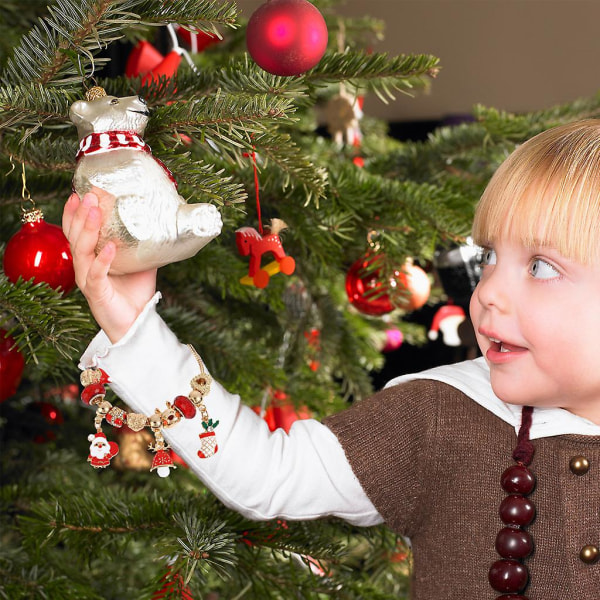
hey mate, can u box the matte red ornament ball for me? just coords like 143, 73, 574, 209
246, 0, 328, 76
3, 212, 75, 294
0, 330, 25, 402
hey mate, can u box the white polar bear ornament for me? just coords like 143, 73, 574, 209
70, 87, 222, 274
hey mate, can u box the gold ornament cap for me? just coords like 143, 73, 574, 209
85, 86, 107, 101
21, 208, 44, 223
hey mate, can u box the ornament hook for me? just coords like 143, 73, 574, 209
14, 160, 42, 222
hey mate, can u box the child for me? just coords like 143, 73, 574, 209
64, 120, 600, 599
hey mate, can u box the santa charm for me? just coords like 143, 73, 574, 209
70, 86, 222, 274
87, 432, 119, 469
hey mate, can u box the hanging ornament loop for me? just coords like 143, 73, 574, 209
11, 158, 41, 222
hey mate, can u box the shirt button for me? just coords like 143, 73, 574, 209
569, 456, 590, 476
579, 545, 600, 564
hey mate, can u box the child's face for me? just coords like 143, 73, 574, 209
470, 233, 600, 424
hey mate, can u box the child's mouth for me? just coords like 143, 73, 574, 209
489, 337, 526, 354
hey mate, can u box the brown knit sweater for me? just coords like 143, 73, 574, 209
323, 379, 600, 599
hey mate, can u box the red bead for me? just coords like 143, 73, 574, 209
501, 465, 535, 495
499, 495, 536, 527
81, 383, 105, 405
489, 559, 529, 593
495, 527, 534, 559
173, 395, 196, 419
96, 369, 110, 385
3, 215, 75, 294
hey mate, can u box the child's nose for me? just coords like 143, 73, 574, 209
473, 267, 511, 313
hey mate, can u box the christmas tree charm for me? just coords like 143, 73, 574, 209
246, 0, 328, 76
70, 87, 222, 274
3, 209, 75, 294
0, 330, 25, 402
236, 219, 296, 288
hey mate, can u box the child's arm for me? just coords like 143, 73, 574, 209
65, 193, 382, 526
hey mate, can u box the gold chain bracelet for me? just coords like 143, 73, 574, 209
80, 345, 218, 476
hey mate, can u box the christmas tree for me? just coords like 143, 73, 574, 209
2, 1, 600, 598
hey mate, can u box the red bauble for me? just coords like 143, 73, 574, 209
3, 211, 75, 294
0, 330, 25, 402
346, 255, 431, 316
246, 0, 328, 76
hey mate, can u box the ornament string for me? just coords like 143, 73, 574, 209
166, 23, 200, 76
244, 143, 263, 235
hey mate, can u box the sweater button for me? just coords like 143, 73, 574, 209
569, 456, 590, 475
579, 545, 599, 564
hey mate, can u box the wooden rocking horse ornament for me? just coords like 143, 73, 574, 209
236, 218, 296, 288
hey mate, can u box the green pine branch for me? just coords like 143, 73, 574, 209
146, 91, 298, 152
0, 84, 76, 136
135, 0, 239, 29
303, 51, 440, 102
160, 153, 247, 206
1, 0, 144, 87
0, 274, 95, 366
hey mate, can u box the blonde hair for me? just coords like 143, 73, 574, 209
472, 119, 600, 264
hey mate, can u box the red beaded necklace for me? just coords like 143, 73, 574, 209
489, 405, 536, 599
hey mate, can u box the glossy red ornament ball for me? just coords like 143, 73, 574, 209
345, 254, 395, 316
246, 0, 328, 76
0, 330, 25, 402
3, 211, 75, 294
346, 255, 431, 316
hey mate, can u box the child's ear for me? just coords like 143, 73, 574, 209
69, 100, 89, 126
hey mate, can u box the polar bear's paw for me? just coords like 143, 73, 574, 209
185, 203, 223, 237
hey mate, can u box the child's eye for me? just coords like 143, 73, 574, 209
530, 258, 559, 280
481, 248, 496, 266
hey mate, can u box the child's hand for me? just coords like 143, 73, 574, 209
63, 191, 157, 343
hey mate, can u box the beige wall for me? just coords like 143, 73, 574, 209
240, 0, 600, 121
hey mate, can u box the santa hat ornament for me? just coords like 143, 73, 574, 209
428, 304, 466, 347
150, 448, 176, 478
